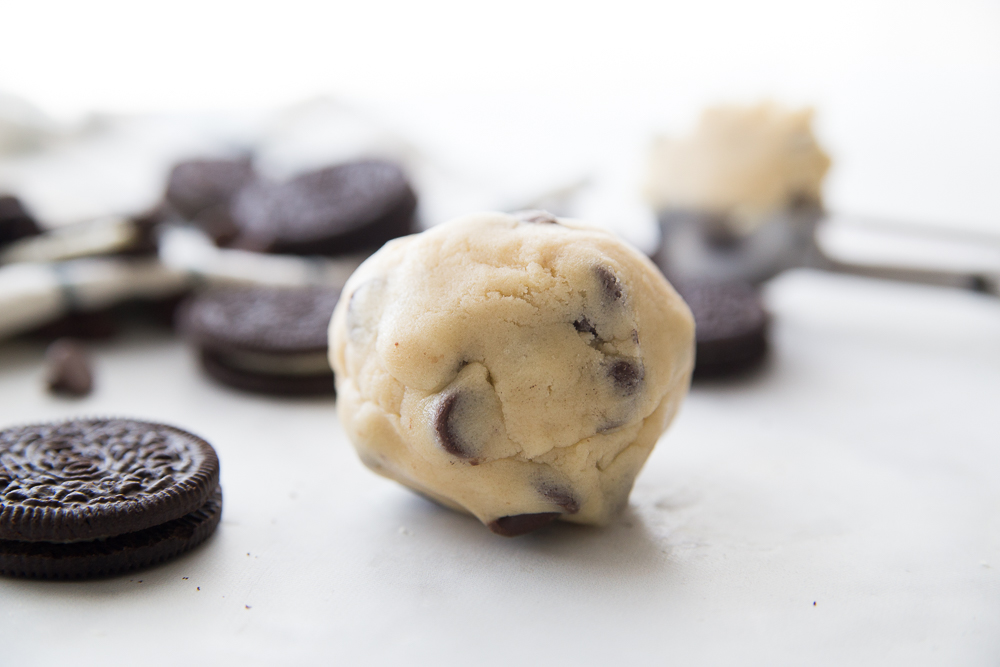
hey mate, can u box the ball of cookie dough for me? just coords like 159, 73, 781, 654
329, 211, 694, 536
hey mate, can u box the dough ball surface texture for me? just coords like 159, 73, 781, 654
329, 212, 694, 535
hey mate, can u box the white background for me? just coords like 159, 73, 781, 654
1, 0, 999, 232
1, 2, 999, 665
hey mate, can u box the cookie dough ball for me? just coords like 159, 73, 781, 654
329, 211, 694, 535
645, 102, 830, 236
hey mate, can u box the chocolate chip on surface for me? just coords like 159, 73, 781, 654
44, 339, 93, 397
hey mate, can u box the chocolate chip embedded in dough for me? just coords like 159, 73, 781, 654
595, 265, 623, 302
434, 392, 478, 462
538, 484, 580, 514
573, 316, 599, 338
513, 210, 558, 224
487, 512, 561, 537
44, 339, 93, 397
608, 359, 644, 396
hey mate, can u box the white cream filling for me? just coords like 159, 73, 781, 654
215, 349, 332, 376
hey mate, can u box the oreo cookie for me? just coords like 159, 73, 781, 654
179, 285, 341, 395
165, 158, 255, 245
229, 159, 417, 256
0, 418, 222, 579
0, 195, 42, 249
673, 280, 769, 378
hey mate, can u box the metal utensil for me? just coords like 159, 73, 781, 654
656, 205, 1000, 295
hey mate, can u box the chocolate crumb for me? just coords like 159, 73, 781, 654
44, 338, 93, 396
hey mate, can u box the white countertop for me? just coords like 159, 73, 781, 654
1, 267, 997, 666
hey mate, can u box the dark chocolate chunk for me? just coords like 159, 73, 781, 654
607, 359, 644, 396
674, 280, 769, 377
538, 484, 580, 514
229, 159, 417, 256
44, 339, 93, 397
0, 487, 222, 580
0, 419, 219, 543
487, 512, 561, 537
434, 392, 477, 461
0, 195, 42, 248
178, 285, 340, 396
513, 210, 558, 224
595, 265, 623, 302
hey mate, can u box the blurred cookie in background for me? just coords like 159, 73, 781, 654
178, 284, 341, 396
229, 159, 417, 256
164, 157, 255, 245
672, 280, 769, 379
0, 195, 42, 249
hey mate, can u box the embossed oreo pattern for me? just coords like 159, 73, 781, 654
0, 419, 219, 542
180, 285, 341, 354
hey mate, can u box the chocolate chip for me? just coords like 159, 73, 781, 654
595, 266, 623, 302
513, 210, 558, 224
487, 512, 561, 537
435, 392, 477, 462
573, 316, 598, 338
608, 359, 643, 396
539, 484, 580, 514
44, 339, 93, 397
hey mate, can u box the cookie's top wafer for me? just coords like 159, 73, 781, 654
230, 160, 416, 255
0, 419, 219, 542
165, 158, 255, 220
179, 285, 340, 355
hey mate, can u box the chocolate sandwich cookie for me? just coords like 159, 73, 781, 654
165, 158, 255, 245
0, 418, 222, 579
179, 285, 341, 395
673, 280, 769, 378
229, 159, 417, 256
0, 195, 42, 249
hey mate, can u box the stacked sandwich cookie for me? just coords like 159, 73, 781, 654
178, 285, 341, 395
0, 418, 221, 579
